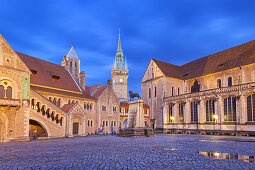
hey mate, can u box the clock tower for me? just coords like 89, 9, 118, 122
111, 30, 128, 101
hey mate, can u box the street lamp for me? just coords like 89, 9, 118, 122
170, 116, 175, 122
213, 115, 218, 135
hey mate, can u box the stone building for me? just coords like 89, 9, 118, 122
85, 80, 119, 134
0, 33, 120, 142
142, 40, 255, 135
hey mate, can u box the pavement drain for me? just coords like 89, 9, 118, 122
199, 151, 255, 164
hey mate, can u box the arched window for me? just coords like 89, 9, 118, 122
178, 88, 180, 95
90, 104, 92, 110
206, 99, 215, 122
68, 100, 71, 104
41, 105, 46, 115
57, 98, 61, 107
247, 94, 255, 122
46, 108, 51, 118
228, 77, 232, 86
224, 97, 236, 121
6, 86, 12, 99
191, 80, 200, 93
75, 62, 77, 68
154, 87, 157, 97
87, 103, 90, 110
91, 120, 93, 127
70, 61, 72, 67
148, 88, 151, 98
55, 114, 59, 123
168, 104, 173, 123
53, 98, 57, 105
72, 100, 75, 104
49, 97, 52, 102
191, 101, 198, 122
60, 117, 63, 126
51, 112, 55, 121
0, 85, 4, 98
217, 79, 222, 88
172, 86, 174, 96
178, 103, 184, 123
36, 102, 41, 112
31, 99, 36, 109
88, 120, 90, 127
84, 102, 86, 110
102, 105, 106, 111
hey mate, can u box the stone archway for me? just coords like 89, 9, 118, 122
29, 119, 48, 139
72, 116, 82, 136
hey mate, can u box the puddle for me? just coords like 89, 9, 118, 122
199, 139, 223, 143
199, 152, 255, 163
154, 148, 177, 151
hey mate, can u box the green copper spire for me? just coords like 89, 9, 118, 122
112, 29, 127, 70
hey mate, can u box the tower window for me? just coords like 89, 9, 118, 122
172, 86, 174, 96
154, 87, 157, 97
178, 88, 180, 95
75, 62, 77, 68
70, 61, 72, 67
149, 88, 151, 98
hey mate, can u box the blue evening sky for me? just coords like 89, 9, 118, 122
1, 0, 255, 95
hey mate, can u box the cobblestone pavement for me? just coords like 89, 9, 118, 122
0, 134, 255, 169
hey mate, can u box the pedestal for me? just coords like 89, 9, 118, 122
118, 100, 154, 137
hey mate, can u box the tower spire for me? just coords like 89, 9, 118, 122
118, 28, 122, 51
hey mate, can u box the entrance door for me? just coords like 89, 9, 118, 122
73, 123, 79, 135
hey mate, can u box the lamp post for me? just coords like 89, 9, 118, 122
213, 115, 218, 135
170, 116, 174, 133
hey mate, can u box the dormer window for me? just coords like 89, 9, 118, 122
30, 69, 37, 74
51, 74, 60, 79
191, 80, 200, 93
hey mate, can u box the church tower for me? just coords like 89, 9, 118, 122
62, 45, 85, 90
111, 30, 128, 101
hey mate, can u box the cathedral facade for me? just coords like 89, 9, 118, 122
141, 40, 255, 135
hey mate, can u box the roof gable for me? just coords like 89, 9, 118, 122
0, 34, 30, 73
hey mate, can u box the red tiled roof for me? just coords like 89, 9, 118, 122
61, 104, 76, 112
31, 86, 96, 100
90, 84, 102, 94
153, 40, 255, 80
17, 52, 82, 92
91, 86, 107, 99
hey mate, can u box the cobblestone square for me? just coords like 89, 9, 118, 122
0, 134, 255, 169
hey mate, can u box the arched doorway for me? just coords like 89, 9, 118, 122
73, 117, 82, 135
29, 119, 48, 139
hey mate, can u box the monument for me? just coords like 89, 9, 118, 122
118, 91, 154, 137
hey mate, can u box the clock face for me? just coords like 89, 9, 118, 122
119, 78, 123, 82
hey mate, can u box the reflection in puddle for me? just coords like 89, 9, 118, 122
154, 148, 177, 151
199, 140, 222, 143
199, 152, 255, 164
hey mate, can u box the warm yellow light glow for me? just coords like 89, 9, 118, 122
170, 116, 175, 120
213, 115, 218, 120
214, 152, 220, 156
